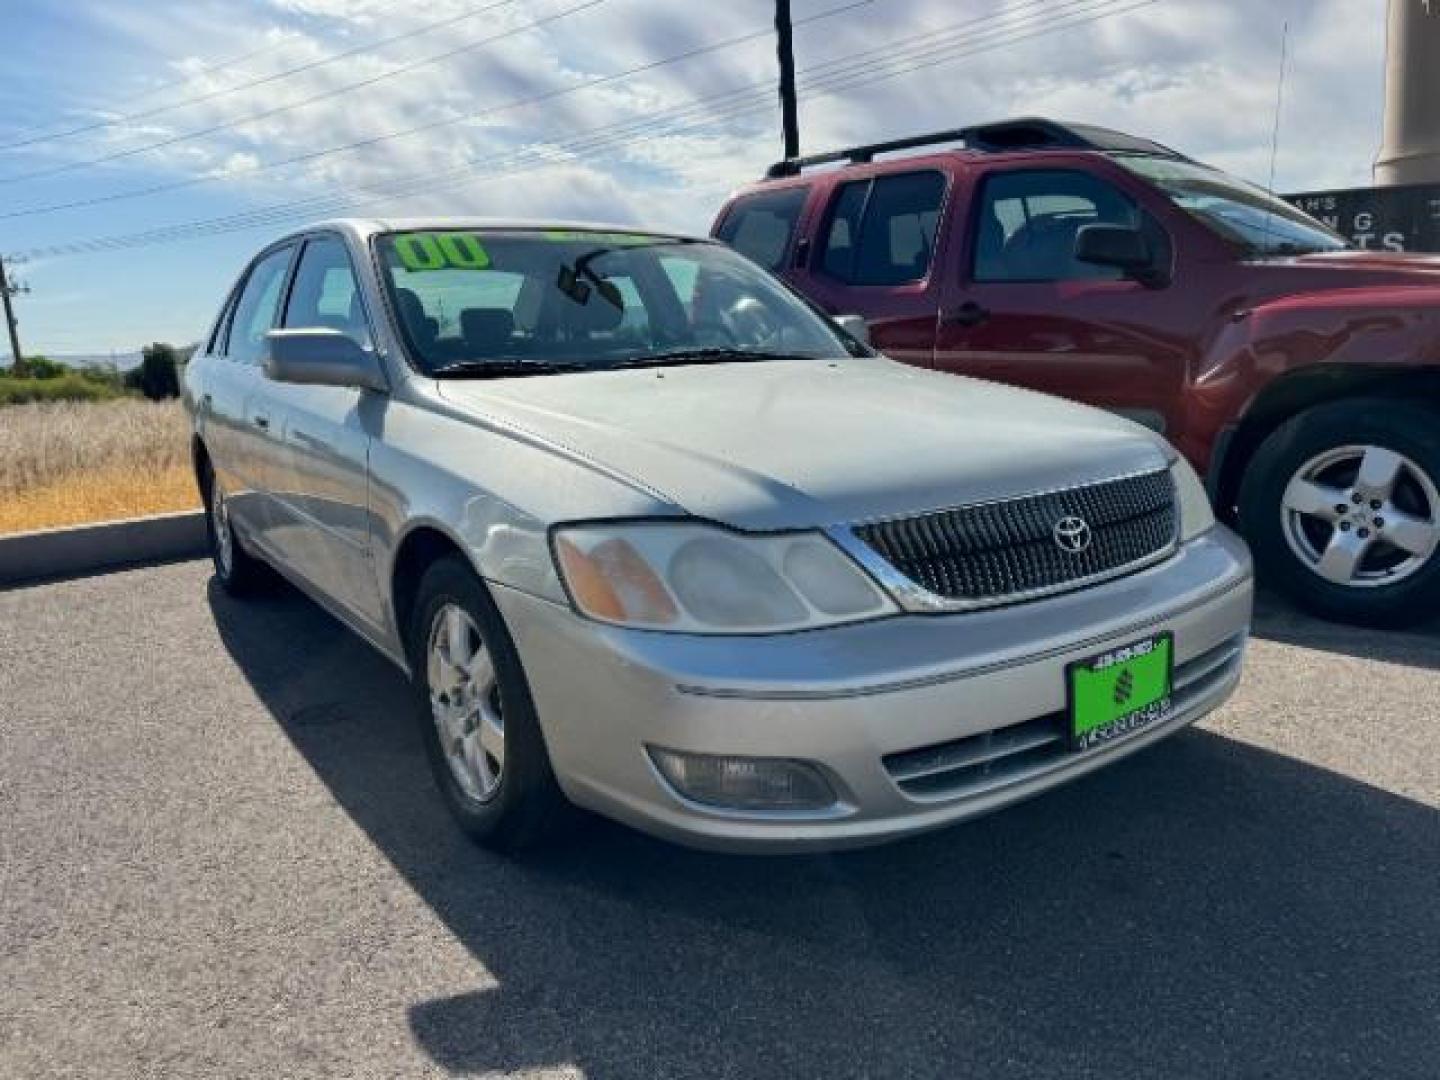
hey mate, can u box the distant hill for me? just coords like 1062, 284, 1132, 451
74, 353, 144, 372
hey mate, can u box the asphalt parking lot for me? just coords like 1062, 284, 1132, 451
2, 560, 1437, 1079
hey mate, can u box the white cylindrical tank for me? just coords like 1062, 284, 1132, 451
1375, 0, 1440, 186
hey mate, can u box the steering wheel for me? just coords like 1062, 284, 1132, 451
718, 297, 779, 347
691, 318, 740, 348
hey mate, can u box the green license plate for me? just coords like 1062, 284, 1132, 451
1067, 633, 1174, 751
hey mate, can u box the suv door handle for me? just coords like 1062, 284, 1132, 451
252, 414, 271, 430
945, 301, 990, 328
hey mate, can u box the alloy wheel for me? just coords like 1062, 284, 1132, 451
1281, 443, 1440, 588
426, 603, 505, 802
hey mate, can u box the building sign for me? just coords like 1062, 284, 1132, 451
1285, 184, 1440, 253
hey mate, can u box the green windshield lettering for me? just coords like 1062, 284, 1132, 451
542, 230, 656, 246
394, 232, 492, 272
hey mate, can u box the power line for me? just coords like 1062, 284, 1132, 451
9, 0, 1157, 263
0, 0, 875, 222
34, 0, 1106, 239
10, 0, 1152, 260
1, 34, 300, 143
0, 1, 521, 151
0, 0, 605, 185
0, 0, 1091, 224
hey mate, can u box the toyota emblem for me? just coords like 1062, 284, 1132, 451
1053, 515, 1093, 554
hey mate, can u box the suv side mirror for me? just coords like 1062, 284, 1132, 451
263, 328, 388, 392
834, 313, 870, 345
1074, 224, 1166, 286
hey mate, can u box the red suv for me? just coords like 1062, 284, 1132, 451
712, 118, 1440, 627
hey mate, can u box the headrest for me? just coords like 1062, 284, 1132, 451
395, 288, 436, 346
460, 307, 515, 351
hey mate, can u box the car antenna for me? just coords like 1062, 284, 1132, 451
1264, 18, 1291, 250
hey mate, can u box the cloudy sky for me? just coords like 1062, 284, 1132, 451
1, 0, 1387, 358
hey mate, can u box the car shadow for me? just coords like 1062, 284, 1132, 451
1252, 588, 1440, 671
208, 579, 1439, 1079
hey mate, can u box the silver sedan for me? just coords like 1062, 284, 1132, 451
185, 218, 1252, 851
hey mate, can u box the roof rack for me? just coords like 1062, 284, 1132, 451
763, 117, 1187, 179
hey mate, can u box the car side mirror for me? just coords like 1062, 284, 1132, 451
263, 328, 388, 392
834, 313, 870, 345
1074, 224, 1166, 286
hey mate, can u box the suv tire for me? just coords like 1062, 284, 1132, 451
203, 462, 270, 598
1239, 398, 1440, 628
409, 554, 569, 851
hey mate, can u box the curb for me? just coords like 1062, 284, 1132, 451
0, 510, 208, 588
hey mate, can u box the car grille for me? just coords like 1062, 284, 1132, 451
881, 632, 1246, 802
852, 469, 1177, 608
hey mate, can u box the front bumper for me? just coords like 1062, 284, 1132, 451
494, 526, 1254, 852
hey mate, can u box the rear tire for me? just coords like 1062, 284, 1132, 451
1238, 398, 1440, 628
203, 463, 270, 598
408, 554, 569, 852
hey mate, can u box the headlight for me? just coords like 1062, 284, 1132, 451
552, 522, 898, 633
1171, 457, 1215, 542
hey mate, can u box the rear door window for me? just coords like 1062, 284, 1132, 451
715, 187, 808, 271
818, 171, 946, 286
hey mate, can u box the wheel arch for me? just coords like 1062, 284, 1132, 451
191, 435, 215, 502
388, 521, 483, 665
1213, 364, 1440, 515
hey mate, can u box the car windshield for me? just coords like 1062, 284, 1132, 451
374, 228, 858, 376
1114, 154, 1350, 256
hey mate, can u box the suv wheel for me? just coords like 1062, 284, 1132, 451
409, 554, 568, 851
1239, 398, 1440, 628
204, 465, 269, 597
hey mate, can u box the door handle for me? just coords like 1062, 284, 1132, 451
252, 414, 271, 430
945, 301, 990, 328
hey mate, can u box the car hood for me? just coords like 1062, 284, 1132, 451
1256, 249, 1440, 285
435, 357, 1171, 531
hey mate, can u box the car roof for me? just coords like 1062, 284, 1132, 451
286, 217, 713, 245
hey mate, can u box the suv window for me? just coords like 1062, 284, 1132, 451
224, 245, 294, 363
973, 170, 1143, 283
283, 236, 371, 347
716, 188, 807, 270
819, 171, 946, 286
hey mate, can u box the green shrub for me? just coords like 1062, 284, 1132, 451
0, 373, 125, 405
123, 342, 181, 401
9, 355, 68, 380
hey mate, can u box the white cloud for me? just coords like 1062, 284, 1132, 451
24, 0, 1391, 236
7, 0, 1393, 351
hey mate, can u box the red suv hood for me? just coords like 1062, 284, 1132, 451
1263, 250, 1440, 284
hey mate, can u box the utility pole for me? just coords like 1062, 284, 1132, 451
775, 0, 800, 161
0, 254, 24, 367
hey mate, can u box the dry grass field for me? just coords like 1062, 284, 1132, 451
0, 399, 199, 535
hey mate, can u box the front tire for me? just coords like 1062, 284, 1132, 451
409, 555, 568, 851
1239, 398, 1440, 628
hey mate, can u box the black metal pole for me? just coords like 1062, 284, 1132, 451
0, 255, 22, 367
775, 0, 800, 160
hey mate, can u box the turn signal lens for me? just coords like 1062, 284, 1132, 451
1171, 458, 1216, 542
554, 535, 678, 627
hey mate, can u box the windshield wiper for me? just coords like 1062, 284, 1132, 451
606, 348, 819, 371
430, 358, 587, 379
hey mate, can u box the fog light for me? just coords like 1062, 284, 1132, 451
647, 747, 837, 812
